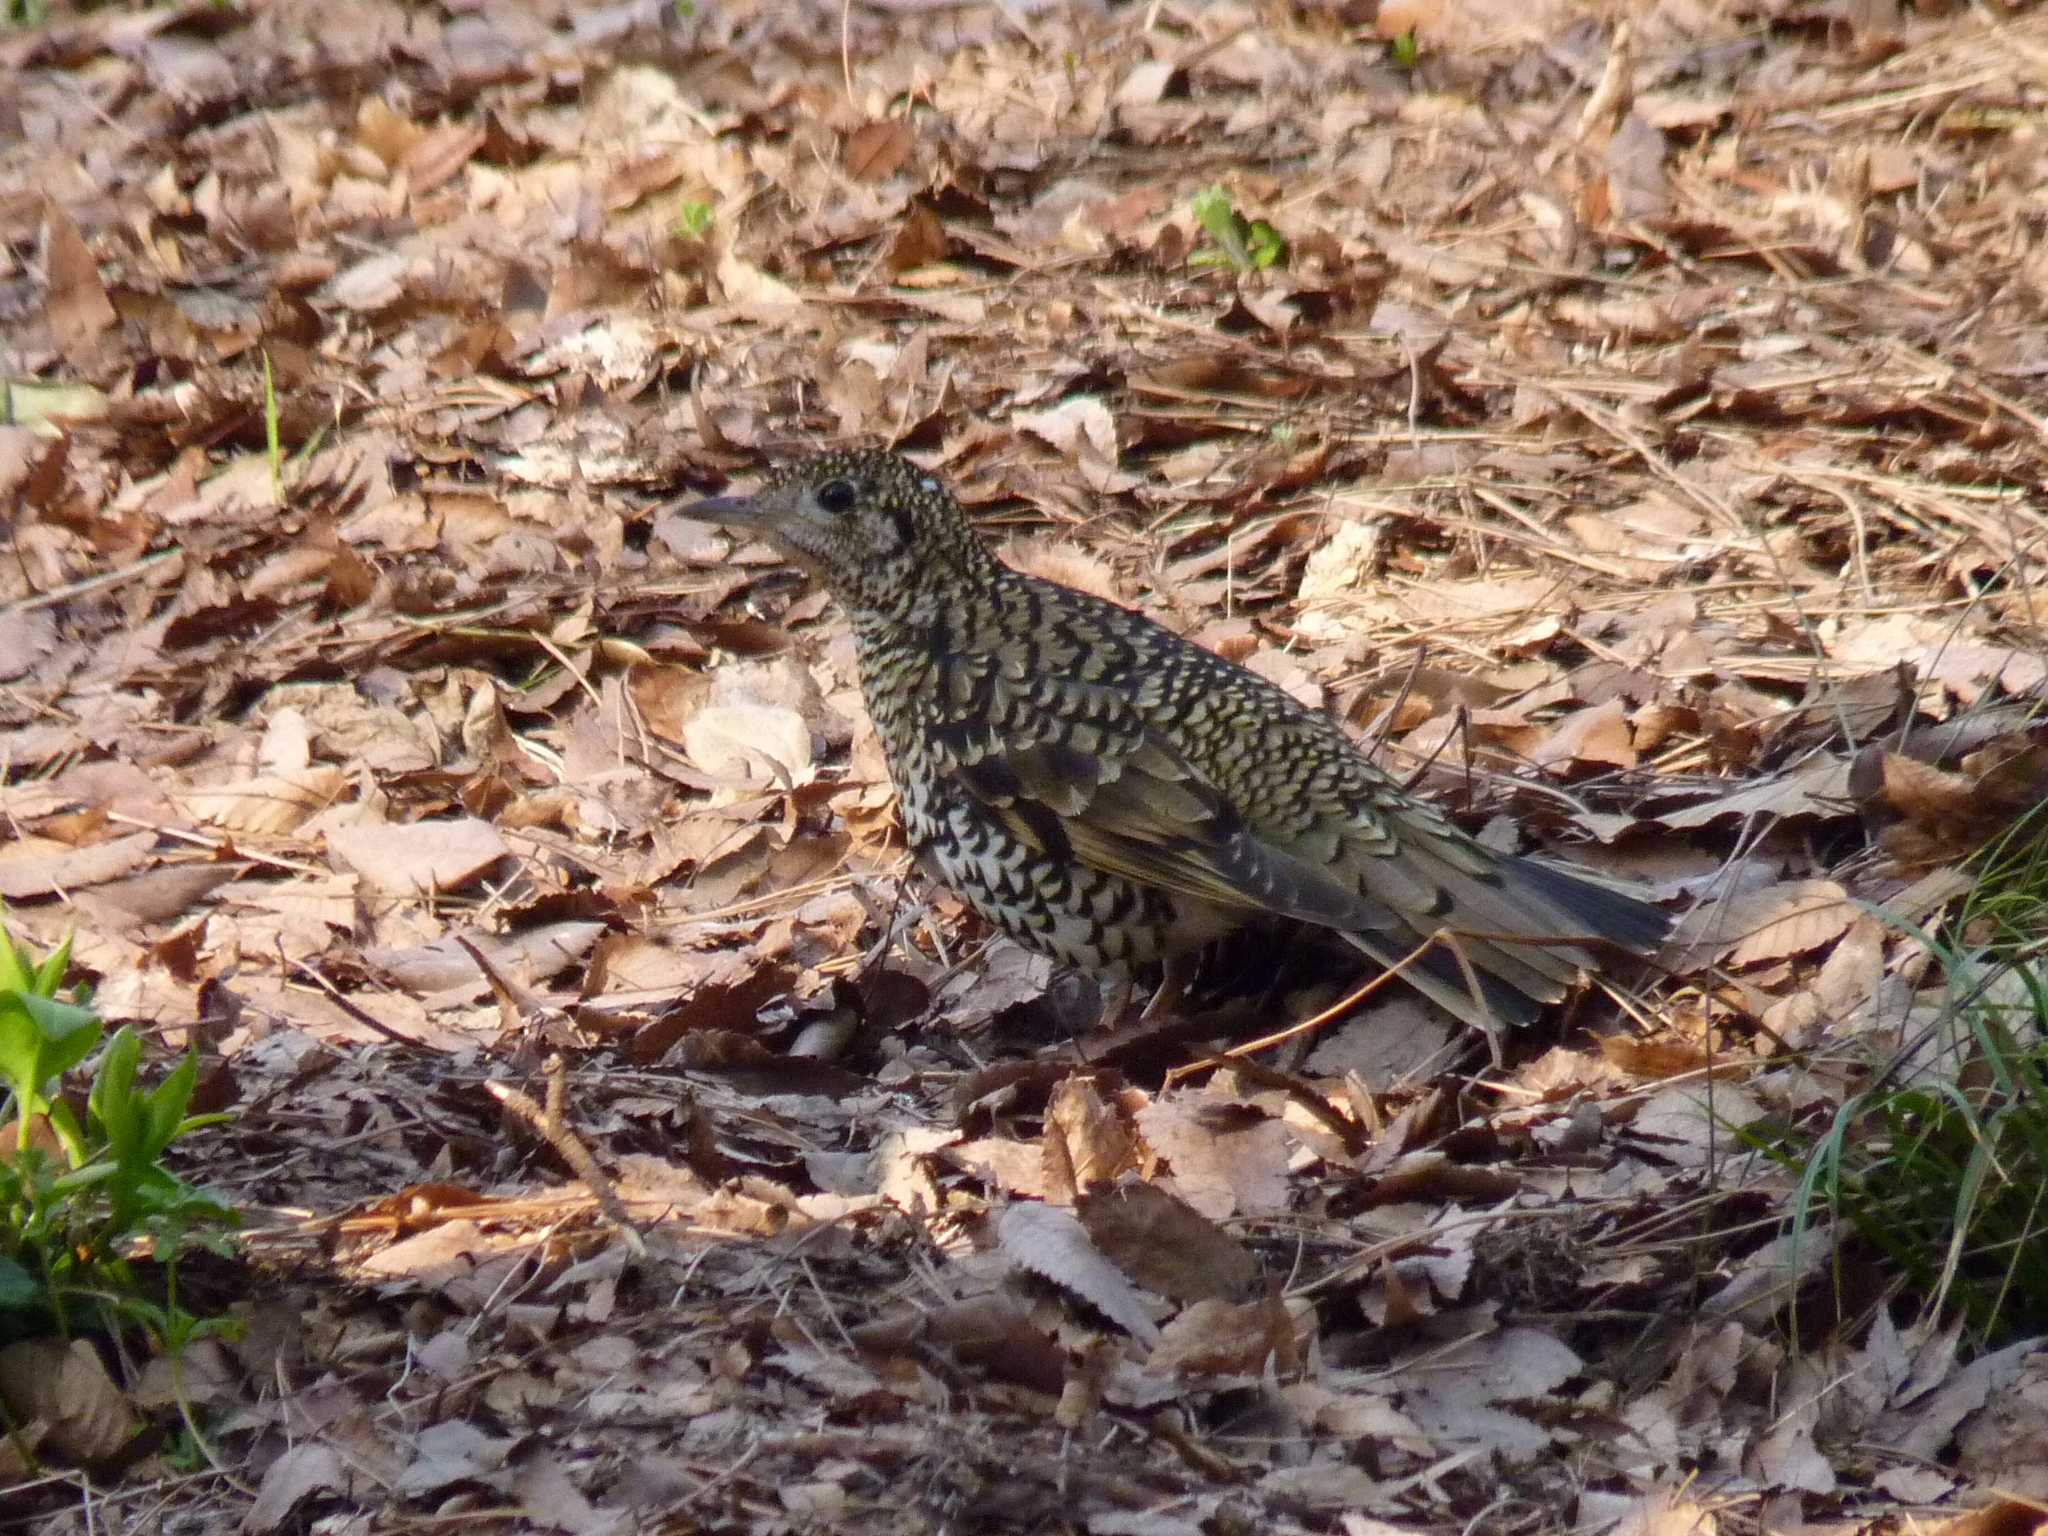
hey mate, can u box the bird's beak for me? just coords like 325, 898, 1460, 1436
653, 483, 818, 569
651, 490, 775, 565
665, 492, 763, 528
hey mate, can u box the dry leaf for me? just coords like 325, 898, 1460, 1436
0, 831, 156, 899
0, 1337, 137, 1464
1707, 879, 1854, 968
1014, 396, 1117, 462
1044, 1074, 1138, 1199
325, 817, 510, 895
1135, 1097, 1292, 1220
679, 702, 813, 787
1608, 1491, 1721, 1536
244, 1443, 349, 1533
184, 765, 347, 835
1528, 698, 1637, 770
43, 201, 117, 360
843, 118, 915, 181
716, 251, 802, 313
997, 1200, 1160, 1345
1148, 1296, 1302, 1379
1076, 1178, 1260, 1302
886, 204, 949, 274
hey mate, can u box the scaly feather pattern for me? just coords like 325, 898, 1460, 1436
674, 450, 1668, 1030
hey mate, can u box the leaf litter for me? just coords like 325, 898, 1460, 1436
5, 0, 2048, 1531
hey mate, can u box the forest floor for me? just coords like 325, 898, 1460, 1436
5, 0, 2048, 1532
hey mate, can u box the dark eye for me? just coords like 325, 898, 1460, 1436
815, 478, 858, 515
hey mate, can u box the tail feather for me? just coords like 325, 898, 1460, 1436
1343, 929, 1550, 1028
1505, 855, 1671, 952
1345, 849, 1669, 1029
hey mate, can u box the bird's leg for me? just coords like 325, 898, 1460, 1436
1138, 952, 1196, 1024
1091, 954, 1191, 1030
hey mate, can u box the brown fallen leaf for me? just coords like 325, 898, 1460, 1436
1920, 1502, 2048, 1536
1014, 395, 1118, 465
1148, 1295, 1303, 1379
1043, 1073, 1139, 1201
1670, 878, 1854, 969
945, 1135, 1050, 1198
1527, 697, 1637, 771
843, 117, 915, 182
885, 204, 950, 274
1607, 1490, 1722, 1536
853, 1294, 1066, 1396
1860, 740, 2048, 871
363, 921, 607, 996
0, 1337, 138, 1466
1599, 1034, 1717, 1079
0, 830, 156, 900
1135, 1095, 1292, 1220
43, 200, 117, 363
324, 816, 510, 896
1653, 754, 1854, 830
183, 765, 348, 835
1076, 1177, 1260, 1303
81, 861, 244, 924
715, 250, 803, 315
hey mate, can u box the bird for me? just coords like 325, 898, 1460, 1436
670, 449, 1669, 1034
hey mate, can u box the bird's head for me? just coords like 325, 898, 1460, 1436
670, 450, 993, 615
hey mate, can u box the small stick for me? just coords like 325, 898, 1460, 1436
486, 1058, 647, 1258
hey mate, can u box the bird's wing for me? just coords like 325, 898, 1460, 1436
928, 687, 1398, 938
970, 728, 1626, 1024
921, 633, 1665, 1026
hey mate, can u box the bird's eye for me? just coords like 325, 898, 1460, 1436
815, 478, 858, 515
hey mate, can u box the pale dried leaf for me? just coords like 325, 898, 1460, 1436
325, 817, 510, 895
243, 1443, 348, 1534
1609, 1491, 1721, 1536
395, 1418, 516, 1496
997, 1200, 1160, 1345
184, 765, 348, 835
1147, 1296, 1301, 1379
1711, 879, 1854, 968
1014, 395, 1118, 463
44, 201, 117, 357
1654, 756, 1853, 829
0, 831, 156, 899
1134, 1097, 1292, 1221
680, 702, 813, 787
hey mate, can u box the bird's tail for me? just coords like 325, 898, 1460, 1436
1344, 852, 1669, 1031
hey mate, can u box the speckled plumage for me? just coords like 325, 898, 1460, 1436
677, 450, 1668, 1029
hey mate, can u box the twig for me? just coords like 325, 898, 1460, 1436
3, 548, 181, 614
486, 1057, 648, 1258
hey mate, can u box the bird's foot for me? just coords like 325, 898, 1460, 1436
1066, 959, 1204, 1065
